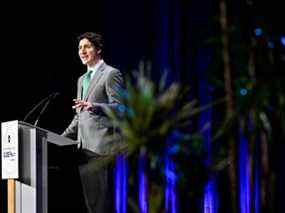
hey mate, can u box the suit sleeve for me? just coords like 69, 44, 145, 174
91, 69, 124, 114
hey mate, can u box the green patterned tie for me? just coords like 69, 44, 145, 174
82, 70, 93, 98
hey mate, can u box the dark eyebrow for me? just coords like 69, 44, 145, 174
78, 43, 92, 49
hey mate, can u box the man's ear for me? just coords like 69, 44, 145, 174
97, 49, 102, 55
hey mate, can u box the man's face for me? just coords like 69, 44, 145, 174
78, 38, 101, 66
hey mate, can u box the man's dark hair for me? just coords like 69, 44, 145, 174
77, 32, 104, 51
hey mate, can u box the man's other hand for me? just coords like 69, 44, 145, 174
72, 99, 92, 110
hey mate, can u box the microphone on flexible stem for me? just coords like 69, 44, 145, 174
34, 92, 60, 126
23, 92, 60, 126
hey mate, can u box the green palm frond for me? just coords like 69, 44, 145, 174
104, 70, 201, 156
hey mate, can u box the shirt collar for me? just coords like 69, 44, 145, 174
87, 59, 104, 73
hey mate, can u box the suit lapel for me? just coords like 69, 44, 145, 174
75, 76, 84, 113
78, 76, 83, 99
83, 62, 106, 101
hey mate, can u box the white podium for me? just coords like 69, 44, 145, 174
1, 120, 78, 213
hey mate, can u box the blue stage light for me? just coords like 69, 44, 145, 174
240, 88, 248, 96
168, 144, 180, 155
138, 154, 148, 213
165, 157, 177, 213
280, 36, 285, 47
254, 28, 262, 37
115, 155, 128, 213
239, 131, 250, 213
204, 179, 218, 213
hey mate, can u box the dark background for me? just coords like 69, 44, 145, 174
0, 1, 156, 134
0, 1, 284, 212
0, 1, 283, 133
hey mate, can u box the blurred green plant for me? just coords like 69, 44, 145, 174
106, 67, 200, 157
104, 62, 225, 212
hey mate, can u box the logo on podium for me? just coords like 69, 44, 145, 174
1, 120, 19, 179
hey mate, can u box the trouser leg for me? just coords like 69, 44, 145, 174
79, 156, 111, 213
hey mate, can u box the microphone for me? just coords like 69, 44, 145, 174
23, 92, 60, 126
34, 92, 59, 126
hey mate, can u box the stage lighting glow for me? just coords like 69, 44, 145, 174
165, 157, 177, 213
239, 131, 250, 213
199, 79, 218, 213
280, 36, 285, 47
254, 28, 262, 37
267, 41, 274, 48
115, 155, 128, 213
138, 153, 148, 213
204, 179, 217, 213
240, 88, 248, 96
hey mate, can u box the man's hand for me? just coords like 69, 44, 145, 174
72, 99, 92, 110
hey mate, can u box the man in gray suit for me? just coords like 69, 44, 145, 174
63, 32, 123, 213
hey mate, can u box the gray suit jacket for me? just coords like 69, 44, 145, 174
63, 62, 123, 155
